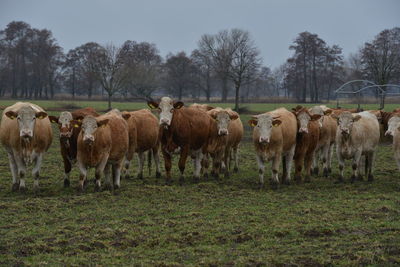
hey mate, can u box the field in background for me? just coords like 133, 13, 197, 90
0, 100, 399, 266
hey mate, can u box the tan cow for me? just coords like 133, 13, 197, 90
384, 115, 400, 170
248, 108, 297, 189
73, 110, 129, 191
121, 109, 161, 180
223, 108, 243, 177
148, 97, 212, 185
0, 102, 52, 191
201, 107, 239, 179
309, 105, 337, 177
48, 107, 99, 187
333, 111, 380, 182
292, 106, 321, 183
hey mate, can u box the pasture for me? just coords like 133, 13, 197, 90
0, 100, 399, 266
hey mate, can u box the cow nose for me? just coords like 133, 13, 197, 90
341, 129, 349, 135
160, 118, 170, 125
20, 130, 33, 138
83, 135, 94, 144
385, 130, 393, 136
259, 137, 269, 144
299, 127, 308, 133
218, 129, 228, 136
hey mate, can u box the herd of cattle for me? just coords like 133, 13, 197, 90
1, 98, 400, 192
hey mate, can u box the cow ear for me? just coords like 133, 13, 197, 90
206, 106, 215, 111
331, 114, 339, 120
324, 109, 333, 116
48, 116, 59, 124
147, 101, 159, 109
35, 111, 48, 119
272, 119, 282, 127
353, 115, 362, 122
5, 111, 17, 120
229, 113, 239, 120
173, 101, 184, 109
75, 116, 84, 122
248, 119, 258, 127
97, 119, 109, 127
310, 114, 322, 121
70, 120, 81, 128
122, 113, 131, 120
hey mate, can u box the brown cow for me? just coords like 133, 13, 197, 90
121, 109, 161, 180
309, 106, 337, 177
201, 107, 239, 179
48, 107, 99, 187
148, 97, 212, 185
248, 108, 297, 189
223, 108, 243, 177
292, 106, 321, 183
0, 102, 52, 191
73, 110, 129, 191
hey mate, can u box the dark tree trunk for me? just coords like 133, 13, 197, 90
234, 83, 240, 112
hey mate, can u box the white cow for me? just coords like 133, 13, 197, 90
385, 115, 400, 170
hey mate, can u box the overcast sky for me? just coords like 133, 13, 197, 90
0, 0, 399, 69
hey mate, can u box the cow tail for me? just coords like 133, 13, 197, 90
148, 150, 152, 176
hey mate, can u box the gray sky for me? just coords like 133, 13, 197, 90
1, 0, 399, 69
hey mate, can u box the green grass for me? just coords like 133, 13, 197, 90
0, 100, 399, 266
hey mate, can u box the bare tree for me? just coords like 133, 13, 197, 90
228, 29, 261, 110
92, 43, 128, 109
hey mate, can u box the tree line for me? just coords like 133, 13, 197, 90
0, 21, 399, 109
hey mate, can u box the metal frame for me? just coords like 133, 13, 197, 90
335, 80, 400, 109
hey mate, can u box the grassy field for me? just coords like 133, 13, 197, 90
0, 100, 399, 266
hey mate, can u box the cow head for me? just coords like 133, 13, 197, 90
147, 97, 184, 127
333, 111, 361, 136
309, 106, 326, 128
385, 115, 400, 136
49, 112, 84, 141
5, 106, 47, 140
72, 116, 109, 146
208, 108, 238, 136
248, 114, 281, 144
292, 106, 321, 133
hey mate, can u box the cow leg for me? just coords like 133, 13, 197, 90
351, 151, 362, 183
152, 147, 161, 179
193, 149, 203, 183
32, 153, 43, 192
282, 155, 288, 184
123, 158, 131, 180
294, 155, 304, 184
395, 150, 400, 171
312, 148, 320, 175
304, 151, 315, 183
77, 161, 87, 192
285, 144, 296, 184
113, 159, 124, 189
6, 151, 19, 192
201, 153, 210, 179
322, 144, 330, 177
233, 146, 239, 173
13, 151, 27, 192
270, 155, 280, 189
178, 146, 190, 185
328, 143, 334, 173
367, 151, 375, 182
256, 153, 265, 189
137, 152, 145, 180
102, 163, 111, 191
61, 154, 72, 187
162, 148, 173, 185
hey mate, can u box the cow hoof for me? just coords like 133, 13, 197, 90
77, 186, 84, 193
11, 183, 19, 192
114, 184, 120, 190
64, 179, 70, 188
156, 172, 161, 179
19, 186, 26, 193
368, 174, 374, 182
233, 167, 239, 173
328, 168, 332, 174
103, 184, 113, 191
203, 173, 209, 180
313, 167, 319, 176
137, 173, 143, 180
350, 175, 356, 183
323, 168, 329, 178
270, 182, 279, 190
193, 176, 199, 183
259, 183, 264, 190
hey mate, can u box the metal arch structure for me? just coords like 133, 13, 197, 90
334, 80, 400, 110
